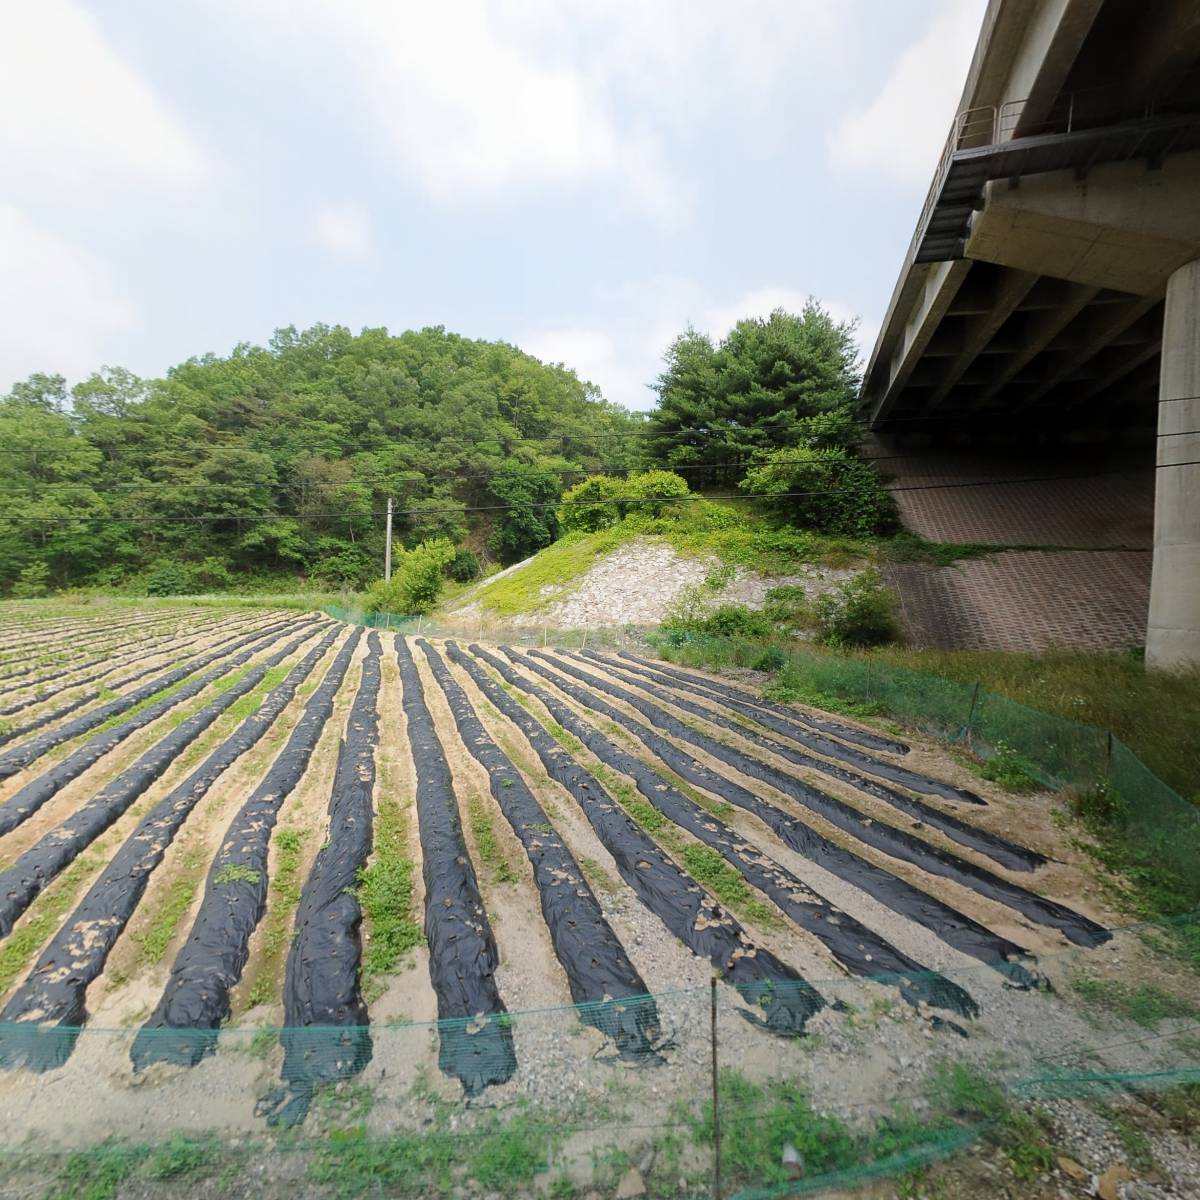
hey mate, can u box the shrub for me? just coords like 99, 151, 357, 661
750, 647, 788, 673
762, 584, 813, 629
362, 537, 456, 615
740, 448, 895, 537
557, 475, 627, 534
622, 469, 691, 517
11, 561, 51, 599
447, 548, 480, 583
145, 562, 193, 596
812, 570, 899, 647
189, 556, 233, 592
703, 604, 773, 638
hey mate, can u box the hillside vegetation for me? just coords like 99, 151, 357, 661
0, 324, 640, 596
2, 304, 888, 610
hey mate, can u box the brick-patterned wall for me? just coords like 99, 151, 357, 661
873, 446, 1155, 652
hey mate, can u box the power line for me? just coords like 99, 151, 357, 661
0, 451, 966, 496
0, 462, 1187, 526
0, 427, 650, 456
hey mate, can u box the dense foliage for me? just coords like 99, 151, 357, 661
646, 302, 863, 482
0, 325, 642, 593
362, 537, 457, 615
740, 448, 895, 538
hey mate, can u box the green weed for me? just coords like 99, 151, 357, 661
467, 794, 518, 883
0, 855, 105, 996
247, 827, 308, 1008
1072, 976, 1199, 1027
356, 800, 422, 984
213, 863, 261, 886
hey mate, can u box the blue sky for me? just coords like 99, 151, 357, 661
0, 0, 987, 411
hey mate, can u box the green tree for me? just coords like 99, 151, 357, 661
487, 466, 561, 564
363, 537, 456, 614
647, 303, 862, 480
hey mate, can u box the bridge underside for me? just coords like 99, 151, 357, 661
868, 259, 1163, 440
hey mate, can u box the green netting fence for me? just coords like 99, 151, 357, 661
651, 631, 1200, 910
322, 604, 655, 650
1, 914, 1198, 1199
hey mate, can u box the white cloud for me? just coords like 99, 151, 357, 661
0, 205, 137, 388
313, 204, 373, 262
0, 0, 208, 193
521, 328, 655, 409
522, 284, 880, 413
233, 0, 852, 221
830, 0, 987, 184
249, 1, 677, 219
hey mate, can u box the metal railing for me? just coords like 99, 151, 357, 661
906, 82, 1192, 266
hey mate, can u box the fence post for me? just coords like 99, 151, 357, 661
1105, 730, 1113, 779
710, 975, 722, 1200
965, 681, 982, 742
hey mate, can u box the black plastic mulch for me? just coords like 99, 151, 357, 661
621, 653, 912, 757
0, 626, 344, 1073
568, 652, 1107, 948
448, 642, 825, 1039
268, 632, 383, 1126
496, 645, 979, 1020
0, 613, 317, 785
394, 636, 516, 1096
0, 612, 247, 723
589, 652, 978, 804
0, 624, 331, 938
130, 627, 364, 1071
0, 616, 322, 838
417, 638, 664, 1061
573, 653, 1044, 873
514, 653, 1050, 984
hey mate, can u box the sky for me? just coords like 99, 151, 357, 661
0, 0, 988, 411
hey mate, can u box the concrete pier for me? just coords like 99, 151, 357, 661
1147, 259, 1200, 669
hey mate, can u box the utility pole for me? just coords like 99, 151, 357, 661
384, 497, 394, 581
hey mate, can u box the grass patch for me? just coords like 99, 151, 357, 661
961, 740, 1040, 793
0, 855, 105, 996
762, 670, 884, 720
882, 532, 1061, 567
1072, 976, 1199, 1027
356, 799, 423, 992
131, 847, 205, 967
309, 1109, 559, 1197
466, 795, 518, 883
247, 828, 308, 1008
576, 855, 618, 894
679, 844, 776, 925
926, 1062, 1055, 1181
692, 1069, 962, 1193
39, 1134, 221, 1200
471, 526, 633, 617
866, 646, 1200, 808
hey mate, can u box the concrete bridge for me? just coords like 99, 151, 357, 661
861, 0, 1200, 668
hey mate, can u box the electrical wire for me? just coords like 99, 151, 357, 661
1, 461, 1190, 525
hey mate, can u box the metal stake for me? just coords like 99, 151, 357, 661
711, 975, 722, 1200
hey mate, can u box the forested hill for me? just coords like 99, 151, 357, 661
0, 324, 643, 593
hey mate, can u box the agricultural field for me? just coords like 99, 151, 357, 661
0, 603, 1196, 1197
